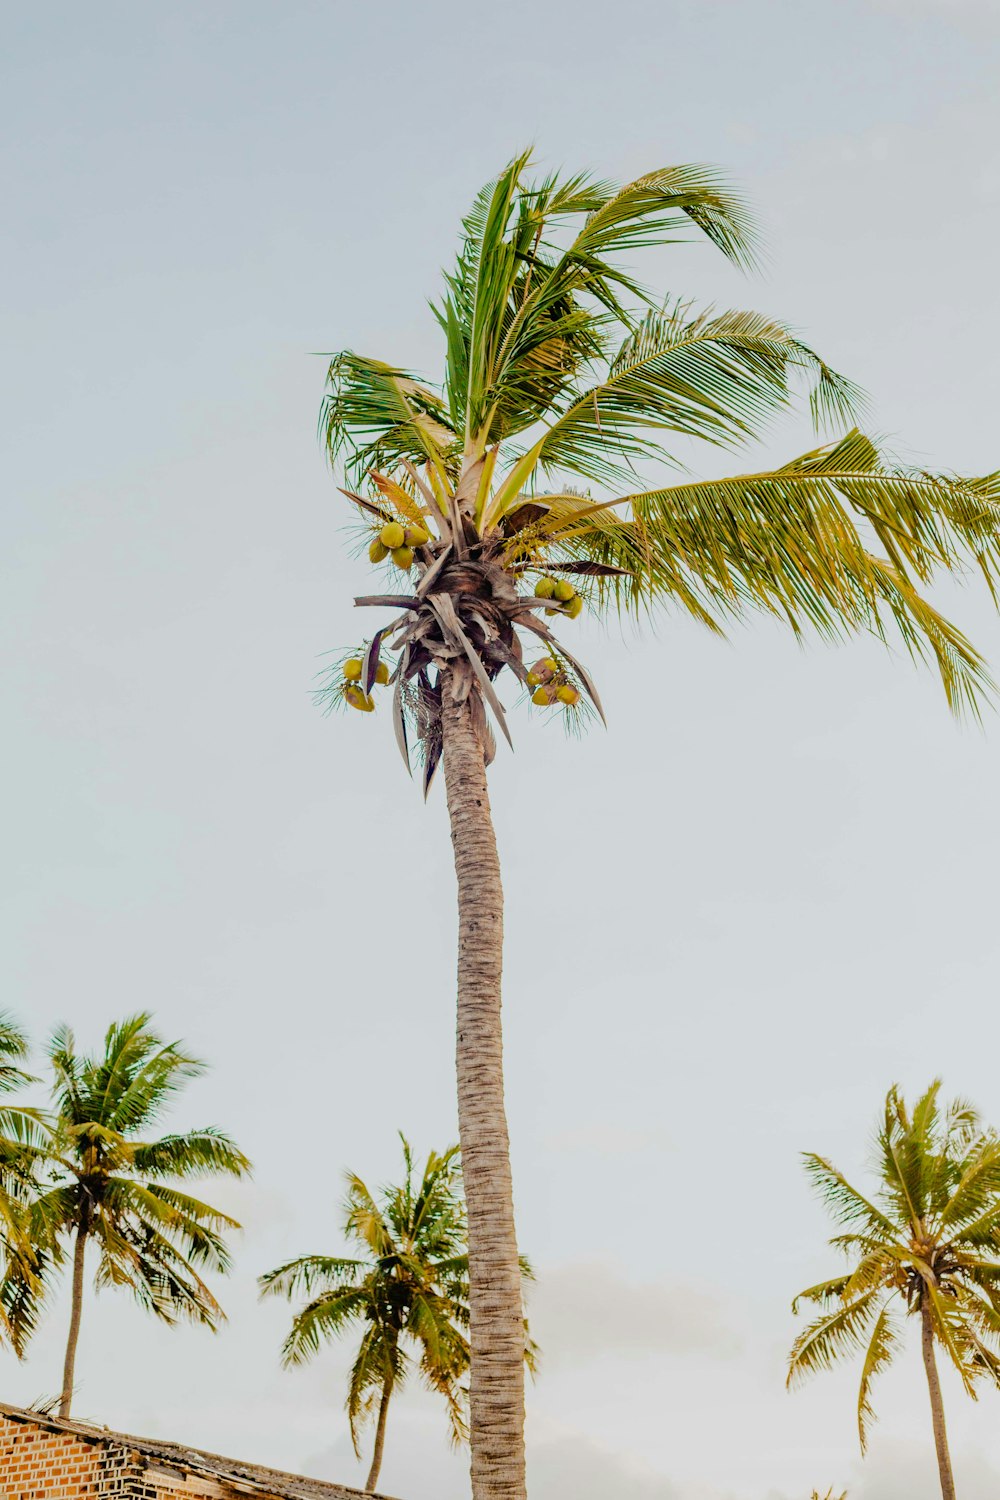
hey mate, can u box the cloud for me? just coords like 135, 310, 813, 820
306, 1415, 735, 1500
529, 1261, 741, 1364
530, 1432, 686, 1499
853, 1441, 1000, 1500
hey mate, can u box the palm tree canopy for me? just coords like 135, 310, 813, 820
319, 151, 1000, 769
261, 1137, 529, 1452
789, 1081, 1000, 1450
7, 1013, 251, 1336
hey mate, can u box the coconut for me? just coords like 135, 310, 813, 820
556, 684, 580, 705
379, 521, 406, 550
534, 576, 556, 599
405, 524, 430, 548
369, 537, 390, 564
531, 687, 553, 706
566, 593, 584, 619
391, 546, 414, 571
531, 658, 555, 683
344, 659, 363, 682
345, 684, 375, 712
526, 671, 541, 686
553, 579, 575, 602
374, 662, 390, 685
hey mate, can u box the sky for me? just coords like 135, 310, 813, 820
3, 1, 1000, 1497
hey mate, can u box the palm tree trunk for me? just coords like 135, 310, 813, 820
365, 1372, 393, 1492
441, 680, 526, 1500
59, 1224, 88, 1418
921, 1296, 956, 1500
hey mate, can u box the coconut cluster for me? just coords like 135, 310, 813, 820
526, 657, 580, 708
533, 575, 583, 618
342, 654, 390, 713
369, 520, 431, 572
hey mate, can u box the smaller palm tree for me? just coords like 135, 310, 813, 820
789, 1081, 1000, 1500
261, 1137, 531, 1494
0, 1013, 46, 1353
5, 1013, 251, 1417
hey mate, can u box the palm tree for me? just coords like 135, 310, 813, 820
318, 152, 1000, 1499
5, 1012, 251, 1417
788, 1081, 1000, 1500
0, 1013, 47, 1353
261, 1138, 530, 1494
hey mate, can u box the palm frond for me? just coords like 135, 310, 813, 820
130, 1128, 251, 1181
259, 1255, 367, 1300
515, 305, 863, 489
801, 1155, 899, 1239
857, 1301, 899, 1452
323, 353, 458, 487
788, 1288, 884, 1386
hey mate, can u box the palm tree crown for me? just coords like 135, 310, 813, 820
322, 150, 1000, 758
9, 1012, 251, 1415
789, 1082, 1000, 1494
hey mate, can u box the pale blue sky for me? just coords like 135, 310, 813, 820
3, 3, 1000, 1498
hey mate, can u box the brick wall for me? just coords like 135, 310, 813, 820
0, 1415, 153, 1499
0, 1410, 359, 1500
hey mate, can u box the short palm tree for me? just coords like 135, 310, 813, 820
319, 151, 1000, 1499
789, 1082, 1000, 1500
0, 1014, 46, 1353
261, 1138, 528, 1494
5, 1013, 252, 1417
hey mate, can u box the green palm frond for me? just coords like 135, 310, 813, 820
323, 353, 458, 487
857, 1301, 899, 1452
938, 1136, 1000, 1234
259, 1255, 368, 1300
788, 1289, 885, 1385
280, 1286, 373, 1368
130, 1128, 251, 1180
567, 164, 758, 271
0, 1013, 33, 1097
801, 1154, 898, 1239
346, 1322, 405, 1456
790, 1276, 853, 1314
515, 305, 864, 489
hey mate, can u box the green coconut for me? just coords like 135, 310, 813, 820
379, 521, 406, 550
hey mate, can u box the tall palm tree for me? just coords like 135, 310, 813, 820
788, 1082, 1000, 1500
261, 1139, 527, 1494
4, 1013, 252, 1417
319, 152, 1000, 1499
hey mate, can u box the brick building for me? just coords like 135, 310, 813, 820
0, 1403, 394, 1500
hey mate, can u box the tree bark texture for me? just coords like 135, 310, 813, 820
921, 1296, 957, 1500
59, 1224, 87, 1418
441, 680, 526, 1500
